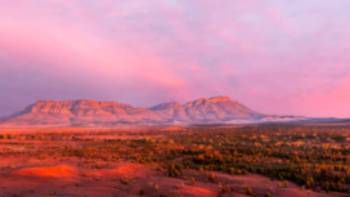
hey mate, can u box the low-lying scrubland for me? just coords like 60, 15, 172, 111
0, 124, 349, 195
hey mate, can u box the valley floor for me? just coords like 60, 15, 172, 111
0, 125, 349, 197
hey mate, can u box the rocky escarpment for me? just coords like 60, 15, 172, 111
2, 96, 266, 126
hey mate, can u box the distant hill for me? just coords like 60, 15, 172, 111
3, 96, 346, 127
151, 96, 264, 122
1, 96, 269, 126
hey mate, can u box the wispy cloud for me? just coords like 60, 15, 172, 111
0, 0, 350, 117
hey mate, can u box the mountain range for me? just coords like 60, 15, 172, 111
0, 96, 346, 127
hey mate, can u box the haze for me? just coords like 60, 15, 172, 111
1, 0, 350, 117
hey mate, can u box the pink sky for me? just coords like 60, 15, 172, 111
1, 0, 350, 117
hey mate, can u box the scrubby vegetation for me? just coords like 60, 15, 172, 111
1, 125, 350, 193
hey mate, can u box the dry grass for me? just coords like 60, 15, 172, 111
0, 124, 349, 195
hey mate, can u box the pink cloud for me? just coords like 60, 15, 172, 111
1, 0, 350, 117
288, 75, 350, 117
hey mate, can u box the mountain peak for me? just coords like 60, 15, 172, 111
208, 96, 231, 102
2, 97, 266, 126
186, 96, 234, 106
31, 99, 129, 106
22, 99, 134, 115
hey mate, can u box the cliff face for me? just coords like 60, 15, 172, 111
151, 96, 262, 122
2, 96, 265, 126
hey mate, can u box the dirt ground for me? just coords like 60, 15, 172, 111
0, 158, 345, 197
0, 127, 348, 197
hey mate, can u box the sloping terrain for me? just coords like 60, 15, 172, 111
1, 96, 265, 126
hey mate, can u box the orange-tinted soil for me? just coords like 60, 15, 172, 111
0, 127, 348, 197
0, 160, 344, 197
